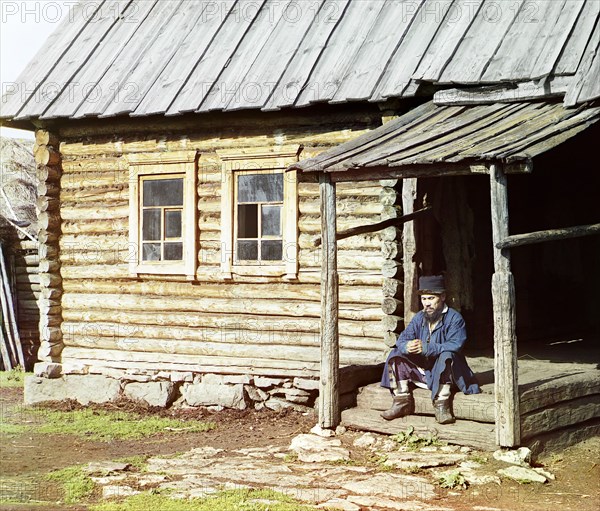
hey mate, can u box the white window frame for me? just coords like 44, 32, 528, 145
218, 146, 300, 280
128, 151, 197, 280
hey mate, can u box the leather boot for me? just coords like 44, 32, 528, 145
381, 394, 414, 421
433, 399, 455, 424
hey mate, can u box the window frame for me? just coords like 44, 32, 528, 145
128, 151, 198, 280
218, 147, 300, 280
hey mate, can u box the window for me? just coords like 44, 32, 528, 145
128, 151, 197, 279
218, 147, 300, 279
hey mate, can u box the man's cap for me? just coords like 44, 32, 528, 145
418, 275, 445, 295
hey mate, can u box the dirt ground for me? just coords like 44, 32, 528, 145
1, 385, 599, 511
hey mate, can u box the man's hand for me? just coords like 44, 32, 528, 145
407, 339, 423, 354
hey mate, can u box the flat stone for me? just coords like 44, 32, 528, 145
245, 386, 269, 402
124, 381, 176, 407
341, 472, 436, 500
102, 485, 140, 499
136, 474, 168, 487
532, 467, 555, 481
353, 433, 378, 448
348, 495, 451, 510
310, 424, 336, 437
254, 376, 286, 388
33, 362, 62, 379
90, 475, 128, 485
182, 381, 246, 410
290, 434, 349, 463
317, 499, 360, 511
293, 377, 319, 391
223, 375, 252, 385
24, 376, 69, 405
168, 371, 194, 382
498, 465, 547, 484
264, 397, 312, 412
94, 368, 127, 380
201, 373, 225, 384
384, 451, 467, 469
61, 362, 88, 375
84, 461, 130, 475
66, 375, 122, 405
493, 447, 532, 466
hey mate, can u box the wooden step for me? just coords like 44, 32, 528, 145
357, 383, 495, 423
342, 407, 497, 451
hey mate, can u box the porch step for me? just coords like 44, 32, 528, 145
342, 407, 497, 451
357, 383, 495, 423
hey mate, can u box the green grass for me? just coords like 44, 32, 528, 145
46, 465, 97, 504
32, 408, 216, 441
90, 488, 317, 511
0, 422, 29, 436
391, 426, 443, 450
438, 470, 468, 490
0, 367, 25, 388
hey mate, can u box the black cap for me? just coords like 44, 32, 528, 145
418, 275, 445, 294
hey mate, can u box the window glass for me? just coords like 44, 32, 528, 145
142, 209, 161, 240
142, 243, 161, 261
261, 205, 281, 236
143, 179, 183, 207
237, 240, 258, 260
164, 242, 183, 261
262, 240, 283, 261
165, 210, 182, 238
238, 174, 283, 203
237, 204, 258, 238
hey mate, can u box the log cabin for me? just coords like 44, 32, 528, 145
1, 0, 599, 451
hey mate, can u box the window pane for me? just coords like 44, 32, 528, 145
238, 204, 258, 238
261, 205, 281, 236
142, 243, 161, 261
143, 178, 184, 207
262, 240, 283, 261
238, 173, 283, 203
237, 240, 258, 260
142, 209, 161, 240
165, 210, 182, 238
164, 242, 183, 261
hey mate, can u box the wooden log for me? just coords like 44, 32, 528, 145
39, 274, 62, 289
381, 226, 400, 241
40, 326, 63, 344
61, 205, 129, 221
497, 223, 600, 250
38, 244, 59, 260
402, 178, 419, 325
35, 146, 61, 167
36, 196, 60, 213
318, 173, 340, 430
37, 340, 63, 360
383, 331, 398, 347
381, 297, 402, 315
38, 231, 60, 245
35, 129, 60, 147
37, 182, 60, 197
382, 260, 401, 278
382, 278, 402, 298
521, 394, 600, 441
382, 205, 402, 220
381, 315, 402, 333
341, 408, 497, 451
39, 287, 63, 300
38, 260, 60, 273
299, 198, 382, 216
379, 187, 400, 206
38, 212, 61, 231
381, 241, 400, 260
490, 162, 520, 447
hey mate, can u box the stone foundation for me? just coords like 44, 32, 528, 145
25, 362, 319, 411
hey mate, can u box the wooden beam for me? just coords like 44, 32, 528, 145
403, 178, 419, 326
313, 207, 432, 247
497, 223, 600, 249
318, 173, 340, 430
489, 162, 520, 447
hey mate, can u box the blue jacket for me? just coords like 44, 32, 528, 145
382, 306, 481, 398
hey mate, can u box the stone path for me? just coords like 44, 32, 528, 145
83, 432, 552, 511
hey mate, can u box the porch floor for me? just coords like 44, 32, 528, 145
341, 355, 600, 452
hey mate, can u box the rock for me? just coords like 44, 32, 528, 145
493, 447, 532, 466
265, 397, 312, 412
168, 371, 194, 382
137, 474, 168, 487
317, 499, 361, 510
353, 432, 378, 448
293, 377, 320, 391
384, 451, 467, 469
102, 485, 140, 499
348, 495, 450, 510
420, 446, 439, 453
460, 446, 472, 454
255, 376, 286, 388
533, 467, 555, 481
290, 434, 350, 463
341, 472, 436, 500
310, 425, 336, 437
335, 425, 347, 435
124, 381, 176, 407
245, 385, 269, 402
84, 462, 130, 475
60, 362, 88, 375
440, 445, 460, 453
498, 465, 548, 484
223, 375, 252, 385
24, 376, 69, 405
182, 381, 246, 410
66, 375, 121, 405
33, 362, 62, 379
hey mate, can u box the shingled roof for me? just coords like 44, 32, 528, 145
1, 0, 598, 123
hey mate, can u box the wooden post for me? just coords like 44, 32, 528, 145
318, 172, 340, 430
402, 178, 419, 325
489, 162, 520, 447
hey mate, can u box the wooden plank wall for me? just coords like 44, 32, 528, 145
57, 119, 387, 378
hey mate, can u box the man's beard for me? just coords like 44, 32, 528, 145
425, 309, 443, 324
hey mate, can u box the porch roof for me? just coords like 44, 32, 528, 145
291, 101, 600, 176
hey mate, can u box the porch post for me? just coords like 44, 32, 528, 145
318, 172, 340, 429
489, 162, 520, 447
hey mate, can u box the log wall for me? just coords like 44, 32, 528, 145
56, 114, 388, 378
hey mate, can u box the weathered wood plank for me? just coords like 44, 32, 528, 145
489, 162, 519, 447
342, 407, 497, 451
521, 394, 600, 440
497, 223, 600, 250
555, 0, 599, 75
357, 383, 496, 424
318, 173, 340, 429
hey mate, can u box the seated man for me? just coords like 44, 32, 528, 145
380, 275, 480, 424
